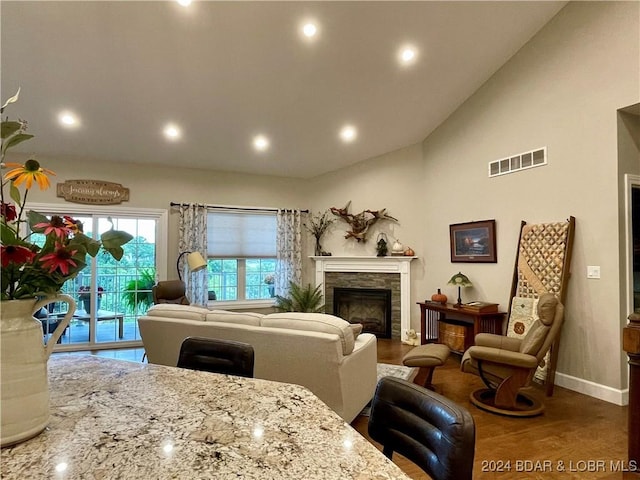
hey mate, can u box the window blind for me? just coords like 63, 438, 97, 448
207, 211, 276, 257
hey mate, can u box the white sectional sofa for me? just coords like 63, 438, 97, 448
138, 304, 378, 423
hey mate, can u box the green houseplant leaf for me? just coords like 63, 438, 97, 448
274, 281, 325, 313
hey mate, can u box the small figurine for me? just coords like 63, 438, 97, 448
376, 233, 388, 257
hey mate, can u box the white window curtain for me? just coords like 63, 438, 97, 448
178, 204, 208, 306
275, 209, 303, 295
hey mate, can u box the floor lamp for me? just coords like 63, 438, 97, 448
177, 251, 207, 281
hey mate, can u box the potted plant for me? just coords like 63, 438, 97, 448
0, 88, 134, 446
78, 285, 104, 312
264, 274, 275, 297
304, 210, 334, 256
122, 269, 155, 313
274, 281, 324, 313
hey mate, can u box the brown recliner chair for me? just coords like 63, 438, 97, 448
152, 280, 190, 305
461, 293, 564, 417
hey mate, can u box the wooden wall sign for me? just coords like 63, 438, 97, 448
56, 180, 129, 205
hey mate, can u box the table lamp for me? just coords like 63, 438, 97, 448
177, 251, 207, 281
447, 272, 473, 307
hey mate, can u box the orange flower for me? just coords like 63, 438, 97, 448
3, 159, 55, 190
63, 216, 83, 234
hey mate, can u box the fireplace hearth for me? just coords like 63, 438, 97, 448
333, 287, 392, 338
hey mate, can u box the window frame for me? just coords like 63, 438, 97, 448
206, 209, 277, 309
206, 257, 277, 309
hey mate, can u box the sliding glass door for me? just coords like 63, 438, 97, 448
30, 204, 167, 351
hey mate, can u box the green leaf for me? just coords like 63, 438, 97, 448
1, 133, 34, 154
100, 229, 133, 249
69, 232, 100, 257
1, 121, 22, 139
9, 182, 21, 205
0, 222, 18, 244
103, 245, 124, 261
27, 210, 50, 233
274, 281, 325, 313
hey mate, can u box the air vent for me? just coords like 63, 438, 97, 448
489, 147, 547, 177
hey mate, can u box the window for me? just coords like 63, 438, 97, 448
206, 210, 276, 301
26, 203, 167, 350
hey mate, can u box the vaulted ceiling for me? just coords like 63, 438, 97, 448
1, 1, 566, 178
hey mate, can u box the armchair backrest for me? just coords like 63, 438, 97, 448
368, 376, 475, 480
519, 293, 564, 362
152, 280, 190, 305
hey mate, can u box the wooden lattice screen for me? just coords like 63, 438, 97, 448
507, 216, 575, 396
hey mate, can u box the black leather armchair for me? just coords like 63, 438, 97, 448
368, 376, 476, 480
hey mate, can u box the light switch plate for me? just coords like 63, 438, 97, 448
587, 266, 601, 279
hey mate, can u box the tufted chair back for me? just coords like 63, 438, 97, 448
368, 376, 476, 480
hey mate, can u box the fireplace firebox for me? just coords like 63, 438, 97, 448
333, 287, 392, 338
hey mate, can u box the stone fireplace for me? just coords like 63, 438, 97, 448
312, 256, 416, 342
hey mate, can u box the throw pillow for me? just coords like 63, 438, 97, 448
349, 323, 363, 340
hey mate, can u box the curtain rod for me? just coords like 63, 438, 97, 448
170, 202, 309, 214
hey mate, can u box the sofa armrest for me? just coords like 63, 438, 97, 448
467, 345, 538, 369
474, 333, 522, 352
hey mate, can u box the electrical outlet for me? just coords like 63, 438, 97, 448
587, 266, 601, 279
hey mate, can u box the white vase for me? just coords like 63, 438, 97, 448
0, 294, 75, 447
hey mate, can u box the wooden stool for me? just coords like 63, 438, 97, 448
402, 343, 451, 389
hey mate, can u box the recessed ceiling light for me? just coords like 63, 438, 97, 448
253, 135, 270, 152
302, 23, 317, 38
177, 0, 192, 6
398, 45, 418, 66
58, 111, 79, 128
340, 125, 357, 143
163, 124, 182, 140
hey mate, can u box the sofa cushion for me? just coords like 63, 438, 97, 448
349, 323, 363, 340
262, 313, 355, 355
146, 304, 209, 321
205, 310, 264, 326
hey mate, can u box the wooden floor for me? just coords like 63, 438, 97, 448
352, 339, 631, 480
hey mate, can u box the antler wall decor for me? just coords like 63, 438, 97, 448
330, 201, 398, 242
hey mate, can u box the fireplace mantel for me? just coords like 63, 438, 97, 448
311, 256, 416, 342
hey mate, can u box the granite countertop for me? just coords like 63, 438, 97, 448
1, 355, 410, 479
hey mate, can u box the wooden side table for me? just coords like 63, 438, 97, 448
418, 301, 507, 354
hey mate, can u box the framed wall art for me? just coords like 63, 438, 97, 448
449, 219, 497, 263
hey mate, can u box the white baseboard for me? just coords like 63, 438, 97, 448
554, 372, 628, 406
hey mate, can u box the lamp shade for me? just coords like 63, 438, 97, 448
177, 251, 207, 280
186, 252, 207, 273
447, 272, 473, 288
